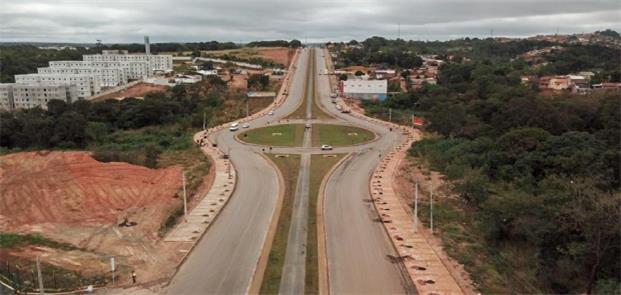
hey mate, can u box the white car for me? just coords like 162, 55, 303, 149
229, 122, 239, 131
268, 111, 275, 116
321, 145, 333, 151
242, 123, 250, 128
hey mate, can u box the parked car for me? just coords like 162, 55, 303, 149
321, 144, 333, 150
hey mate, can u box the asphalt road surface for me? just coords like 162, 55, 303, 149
166, 49, 310, 295
166, 48, 413, 294
313, 49, 416, 294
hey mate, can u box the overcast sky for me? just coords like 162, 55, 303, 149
1, 0, 619, 43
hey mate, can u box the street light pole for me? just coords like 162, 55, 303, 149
36, 256, 44, 294
182, 171, 187, 222
202, 111, 206, 131
414, 181, 418, 233
430, 182, 434, 233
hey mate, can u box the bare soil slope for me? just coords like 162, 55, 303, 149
0, 151, 181, 229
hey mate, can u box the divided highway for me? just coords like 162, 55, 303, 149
166, 48, 413, 294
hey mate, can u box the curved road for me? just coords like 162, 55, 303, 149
166, 49, 311, 294
312, 49, 414, 294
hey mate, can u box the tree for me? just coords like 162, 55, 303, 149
428, 103, 467, 137
557, 179, 621, 294
247, 74, 269, 90
338, 74, 348, 81
289, 39, 302, 48
144, 143, 159, 168
354, 70, 364, 76
455, 168, 489, 205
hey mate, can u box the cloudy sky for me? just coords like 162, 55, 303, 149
1, 0, 619, 43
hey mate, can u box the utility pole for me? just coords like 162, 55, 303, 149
430, 182, 434, 233
182, 171, 187, 222
36, 256, 44, 294
414, 182, 418, 233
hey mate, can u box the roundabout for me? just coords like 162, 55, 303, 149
237, 123, 376, 148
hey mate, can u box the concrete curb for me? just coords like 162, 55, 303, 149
316, 153, 352, 295
161, 140, 239, 287
246, 153, 287, 295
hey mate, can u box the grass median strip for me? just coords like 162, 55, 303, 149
311, 124, 375, 147
306, 153, 346, 294
286, 48, 333, 120
238, 124, 305, 147
260, 154, 301, 294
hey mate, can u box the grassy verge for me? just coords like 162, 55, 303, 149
238, 124, 305, 147
306, 154, 346, 294
0, 233, 77, 251
260, 154, 301, 294
311, 124, 375, 147
410, 157, 542, 294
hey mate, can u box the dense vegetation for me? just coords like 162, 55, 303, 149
0, 76, 246, 160
246, 39, 302, 48
362, 53, 620, 293
331, 34, 621, 79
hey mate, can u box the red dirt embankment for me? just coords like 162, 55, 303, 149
0, 151, 181, 230
93, 83, 168, 101
257, 48, 296, 67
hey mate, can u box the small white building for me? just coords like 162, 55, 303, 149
174, 75, 202, 84
340, 80, 388, 100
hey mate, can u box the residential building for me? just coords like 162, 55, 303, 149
340, 80, 387, 100
83, 51, 173, 73
15, 73, 101, 98
38, 66, 128, 87
49, 60, 150, 80
11, 83, 78, 110
0, 84, 14, 110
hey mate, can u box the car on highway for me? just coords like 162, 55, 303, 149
321, 144, 333, 150
229, 122, 240, 131
242, 123, 250, 128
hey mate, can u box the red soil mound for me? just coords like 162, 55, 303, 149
0, 151, 182, 229
258, 48, 296, 67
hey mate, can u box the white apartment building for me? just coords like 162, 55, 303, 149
39, 66, 128, 87
15, 73, 101, 98
49, 60, 149, 80
11, 83, 78, 110
83, 51, 173, 73
0, 84, 14, 110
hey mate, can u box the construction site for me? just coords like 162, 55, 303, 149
0, 151, 194, 291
